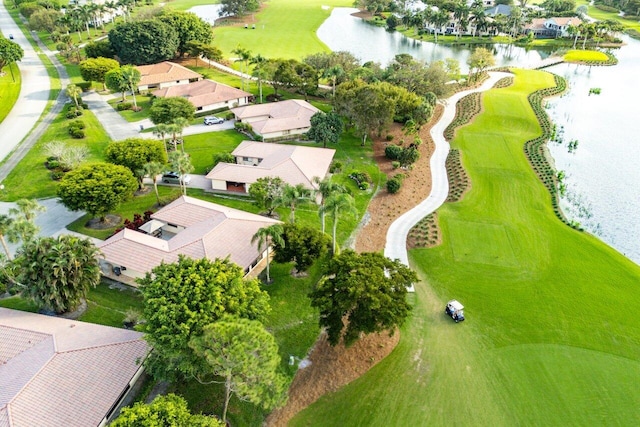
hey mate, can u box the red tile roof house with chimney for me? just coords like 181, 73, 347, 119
153, 79, 252, 114
0, 308, 149, 427
135, 61, 202, 92
230, 99, 320, 141
205, 141, 335, 195
98, 195, 280, 285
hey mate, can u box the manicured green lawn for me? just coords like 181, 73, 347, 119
564, 49, 609, 63
0, 281, 144, 328
292, 69, 640, 425
182, 129, 245, 174
0, 63, 21, 124
108, 95, 153, 122
211, 0, 352, 60
1, 104, 111, 201
576, 0, 640, 34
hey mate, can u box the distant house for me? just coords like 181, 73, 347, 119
0, 308, 149, 427
152, 79, 252, 113
485, 4, 512, 17
98, 195, 280, 284
524, 17, 583, 38
135, 61, 202, 91
206, 141, 335, 194
230, 99, 320, 141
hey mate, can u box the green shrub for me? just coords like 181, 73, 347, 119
385, 144, 403, 160
46, 160, 60, 170
387, 178, 401, 194
76, 82, 92, 91
69, 119, 85, 130
69, 128, 85, 139
50, 170, 65, 180
392, 161, 400, 169
66, 107, 83, 119
330, 161, 343, 173
116, 102, 133, 111
19, 2, 41, 18
595, 4, 618, 12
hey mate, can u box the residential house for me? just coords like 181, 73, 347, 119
206, 141, 335, 194
135, 61, 202, 92
98, 196, 280, 284
524, 17, 583, 38
152, 79, 252, 114
485, 4, 512, 17
230, 99, 320, 141
0, 308, 149, 427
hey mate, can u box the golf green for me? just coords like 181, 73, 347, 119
291, 69, 640, 425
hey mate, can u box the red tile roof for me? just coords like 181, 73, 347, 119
136, 61, 202, 87
152, 79, 250, 108
0, 308, 149, 427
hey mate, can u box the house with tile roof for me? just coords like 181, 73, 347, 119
135, 61, 202, 91
152, 79, 252, 114
230, 99, 320, 141
524, 17, 583, 38
205, 141, 335, 194
0, 307, 149, 427
98, 195, 280, 285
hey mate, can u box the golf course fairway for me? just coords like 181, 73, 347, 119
291, 69, 640, 425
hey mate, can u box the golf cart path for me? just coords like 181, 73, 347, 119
0, 1, 50, 163
384, 71, 511, 289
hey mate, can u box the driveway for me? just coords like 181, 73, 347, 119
0, 2, 50, 163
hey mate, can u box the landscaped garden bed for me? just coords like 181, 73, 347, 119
445, 149, 470, 202
444, 92, 482, 141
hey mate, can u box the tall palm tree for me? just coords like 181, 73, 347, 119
143, 161, 165, 206
432, 10, 449, 43
251, 224, 284, 284
0, 215, 14, 260
232, 47, 252, 91
250, 53, 268, 103
7, 199, 46, 246
153, 123, 171, 156
171, 117, 190, 153
320, 192, 357, 255
168, 151, 194, 195
121, 65, 141, 110
453, 2, 470, 39
313, 177, 346, 234
283, 183, 311, 223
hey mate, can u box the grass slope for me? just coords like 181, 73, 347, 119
292, 69, 640, 425
212, 0, 351, 59
0, 63, 21, 124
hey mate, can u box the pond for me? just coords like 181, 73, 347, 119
545, 37, 640, 265
188, 4, 224, 26
317, 7, 554, 71
318, 8, 640, 265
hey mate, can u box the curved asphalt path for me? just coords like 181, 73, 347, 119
384, 71, 511, 290
0, 2, 50, 162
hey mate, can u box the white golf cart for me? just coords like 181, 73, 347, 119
445, 300, 465, 323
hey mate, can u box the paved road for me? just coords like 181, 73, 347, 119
0, 198, 89, 257
0, 2, 50, 162
384, 72, 511, 291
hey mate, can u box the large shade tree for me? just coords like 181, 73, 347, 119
57, 162, 138, 222
138, 256, 270, 381
157, 10, 213, 57
108, 19, 179, 65
272, 222, 331, 273
149, 97, 195, 125
16, 235, 101, 314
79, 57, 119, 91
220, 0, 261, 17
0, 38, 24, 81
310, 250, 416, 346
105, 138, 167, 189
307, 111, 344, 148
249, 176, 286, 217
189, 318, 288, 423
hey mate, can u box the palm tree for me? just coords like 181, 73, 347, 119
153, 123, 171, 156
313, 177, 346, 234
66, 84, 82, 108
232, 47, 252, 91
168, 151, 194, 195
250, 54, 268, 103
171, 117, 190, 153
453, 2, 470, 39
7, 199, 46, 246
121, 65, 141, 110
0, 215, 14, 260
283, 183, 311, 223
319, 192, 357, 255
323, 64, 344, 98
432, 10, 449, 43
143, 161, 165, 206
251, 224, 284, 283
567, 24, 580, 49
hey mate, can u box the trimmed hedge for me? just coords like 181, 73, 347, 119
444, 92, 482, 141
522, 73, 581, 230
